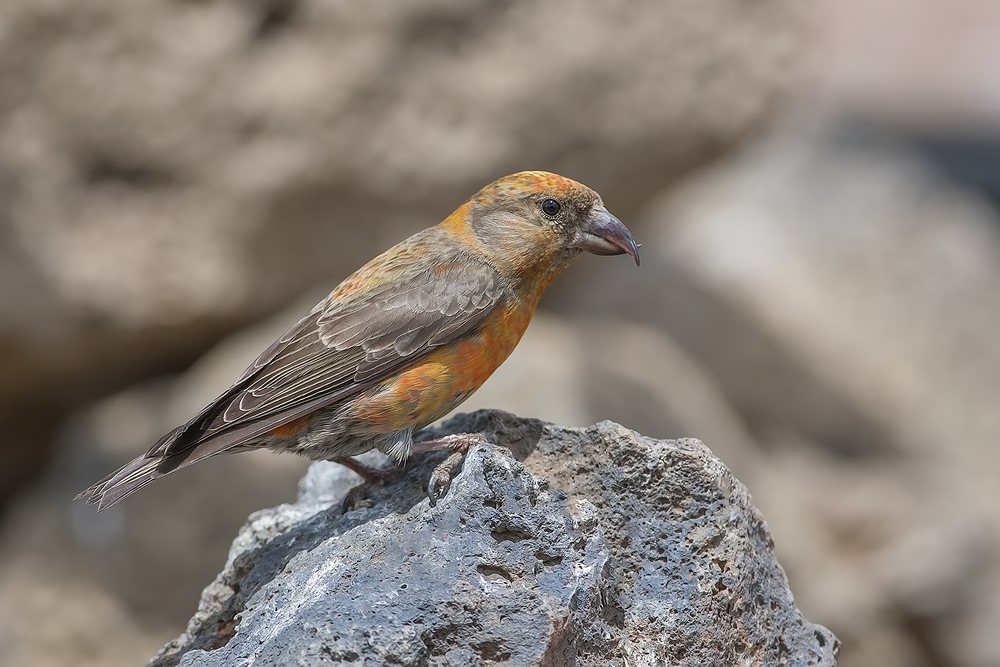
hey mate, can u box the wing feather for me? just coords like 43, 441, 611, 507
154, 251, 505, 459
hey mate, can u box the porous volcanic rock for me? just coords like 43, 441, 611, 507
150, 410, 838, 667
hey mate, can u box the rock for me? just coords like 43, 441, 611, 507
639, 125, 1000, 666
0, 0, 802, 500
150, 410, 838, 667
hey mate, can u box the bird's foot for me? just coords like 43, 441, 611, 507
330, 456, 402, 513
411, 432, 493, 506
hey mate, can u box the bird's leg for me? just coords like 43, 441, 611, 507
330, 456, 402, 513
328, 456, 400, 484
411, 432, 492, 505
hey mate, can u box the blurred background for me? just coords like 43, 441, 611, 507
1, 0, 999, 665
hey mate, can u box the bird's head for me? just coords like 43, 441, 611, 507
453, 171, 639, 285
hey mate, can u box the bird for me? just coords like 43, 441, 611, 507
77, 171, 639, 511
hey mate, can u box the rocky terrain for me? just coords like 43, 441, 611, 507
3, 1, 1000, 667
149, 410, 838, 667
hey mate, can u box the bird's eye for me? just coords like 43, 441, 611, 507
541, 199, 561, 216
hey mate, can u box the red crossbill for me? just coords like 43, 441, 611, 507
78, 171, 639, 510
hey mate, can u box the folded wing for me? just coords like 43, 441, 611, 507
79, 252, 505, 509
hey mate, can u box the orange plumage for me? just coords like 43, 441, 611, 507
78, 171, 639, 510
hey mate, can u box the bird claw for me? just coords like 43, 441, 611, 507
427, 450, 466, 506
416, 432, 490, 506
338, 433, 495, 509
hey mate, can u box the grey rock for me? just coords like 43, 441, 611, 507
150, 410, 838, 667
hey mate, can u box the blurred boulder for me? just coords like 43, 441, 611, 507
644, 125, 1000, 667
460, 313, 760, 479
150, 411, 838, 667
0, 0, 802, 499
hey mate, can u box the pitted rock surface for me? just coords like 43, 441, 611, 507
150, 410, 838, 667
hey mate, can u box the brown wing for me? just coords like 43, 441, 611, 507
157, 253, 505, 458
79, 252, 506, 509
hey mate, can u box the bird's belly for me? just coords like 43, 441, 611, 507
347, 303, 532, 433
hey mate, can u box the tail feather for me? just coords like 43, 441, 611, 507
75, 455, 166, 511
77, 391, 351, 511
76, 444, 226, 511
76, 411, 294, 510
76, 425, 190, 511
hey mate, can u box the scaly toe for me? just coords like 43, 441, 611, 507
426, 449, 468, 506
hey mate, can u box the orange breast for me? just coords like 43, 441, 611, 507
346, 295, 535, 433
